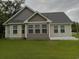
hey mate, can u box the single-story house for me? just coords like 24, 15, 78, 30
3, 6, 75, 40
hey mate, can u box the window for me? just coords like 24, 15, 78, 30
28, 24, 47, 34
28, 25, 33, 33
13, 25, 17, 34
22, 25, 25, 34
60, 25, 65, 33
28, 25, 33, 28
35, 24, 40, 33
54, 25, 58, 33
42, 24, 47, 33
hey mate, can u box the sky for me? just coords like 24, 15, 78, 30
3, 0, 79, 22
25, 0, 79, 22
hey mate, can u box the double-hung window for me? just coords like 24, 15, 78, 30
28, 25, 33, 33
42, 24, 47, 33
13, 25, 17, 34
54, 25, 58, 33
60, 25, 65, 33
35, 24, 40, 33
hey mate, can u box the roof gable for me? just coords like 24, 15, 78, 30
3, 6, 35, 25
24, 12, 51, 23
28, 14, 46, 22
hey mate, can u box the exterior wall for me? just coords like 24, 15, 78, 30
27, 23, 49, 39
27, 34, 49, 39
49, 24, 72, 38
10, 25, 22, 38
5, 23, 72, 39
5, 25, 23, 38
5, 25, 10, 38
28, 14, 46, 22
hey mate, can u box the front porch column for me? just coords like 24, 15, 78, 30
18, 25, 22, 38
25, 24, 28, 38
49, 23, 51, 39
5, 26, 9, 38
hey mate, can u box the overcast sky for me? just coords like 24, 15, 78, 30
3, 0, 79, 22
25, 0, 79, 22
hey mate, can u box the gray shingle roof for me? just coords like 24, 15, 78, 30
8, 7, 34, 23
6, 7, 72, 24
42, 12, 72, 23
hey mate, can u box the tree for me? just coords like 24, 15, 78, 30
72, 22, 79, 34
0, 0, 25, 38
0, 10, 8, 38
76, 22, 79, 34
0, 0, 25, 17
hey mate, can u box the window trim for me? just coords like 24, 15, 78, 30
35, 24, 40, 33
28, 29, 33, 33
54, 25, 58, 33
42, 24, 47, 33
60, 25, 65, 33
13, 25, 17, 34
28, 25, 33, 34
28, 24, 48, 34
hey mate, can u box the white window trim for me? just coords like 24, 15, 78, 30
53, 25, 65, 34
54, 25, 58, 33
42, 24, 47, 34
60, 25, 65, 33
13, 25, 17, 34
28, 25, 34, 34
35, 24, 40, 34
27, 24, 48, 34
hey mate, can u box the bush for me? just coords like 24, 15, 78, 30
72, 22, 79, 32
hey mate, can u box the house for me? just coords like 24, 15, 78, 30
3, 6, 74, 40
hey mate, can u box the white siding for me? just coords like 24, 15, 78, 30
5, 25, 23, 38
49, 24, 72, 38
5, 23, 72, 39
25, 24, 28, 38
5, 26, 10, 38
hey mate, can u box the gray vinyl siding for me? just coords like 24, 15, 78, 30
28, 14, 47, 22
27, 34, 49, 39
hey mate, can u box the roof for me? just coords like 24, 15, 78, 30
3, 6, 72, 25
42, 12, 72, 23
3, 6, 35, 25
8, 7, 34, 23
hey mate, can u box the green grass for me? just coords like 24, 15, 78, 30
0, 40, 79, 59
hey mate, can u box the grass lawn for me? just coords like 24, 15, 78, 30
0, 40, 79, 59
